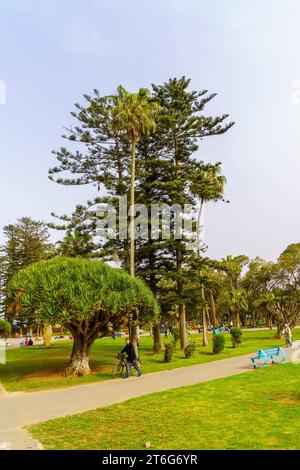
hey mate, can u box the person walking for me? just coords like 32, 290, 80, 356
121, 338, 141, 378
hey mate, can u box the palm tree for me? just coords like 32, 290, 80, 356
111, 87, 159, 352
190, 162, 226, 254
190, 163, 226, 345
111, 86, 159, 277
228, 289, 248, 327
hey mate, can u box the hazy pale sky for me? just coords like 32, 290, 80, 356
1, 0, 300, 261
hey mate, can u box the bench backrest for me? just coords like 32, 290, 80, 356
257, 347, 280, 358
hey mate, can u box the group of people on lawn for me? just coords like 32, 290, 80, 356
20, 337, 33, 347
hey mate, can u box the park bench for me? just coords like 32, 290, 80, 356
251, 347, 286, 368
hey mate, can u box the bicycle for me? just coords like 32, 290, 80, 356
112, 352, 126, 378
112, 352, 142, 378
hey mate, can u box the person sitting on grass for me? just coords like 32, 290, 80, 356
121, 338, 141, 378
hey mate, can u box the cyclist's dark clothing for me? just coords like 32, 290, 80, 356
121, 343, 137, 363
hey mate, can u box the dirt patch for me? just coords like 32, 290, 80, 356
23, 369, 64, 381
22, 364, 112, 382
270, 392, 300, 405
92, 364, 112, 373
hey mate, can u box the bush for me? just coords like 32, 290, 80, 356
230, 327, 242, 348
172, 327, 180, 346
212, 333, 225, 354
0, 319, 11, 338
184, 340, 196, 358
164, 340, 175, 363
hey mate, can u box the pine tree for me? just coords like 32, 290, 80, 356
57, 228, 97, 257
48, 77, 234, 350
0, 217, 54, 328
148, 77, 234, 349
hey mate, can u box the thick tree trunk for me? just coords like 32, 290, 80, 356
234, 312, 240, 328
152, 323, 163, 353
268, 313, 273, 330
129, 323, 139, 358
179, 304, 188, 350
274, 323, 283, 339
65, 333, 92, 377
43, 325, 52, 348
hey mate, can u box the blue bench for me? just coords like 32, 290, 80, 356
251, 347, 286, 368
214, 327, 230, 334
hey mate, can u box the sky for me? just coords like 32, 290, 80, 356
1, 0, 300, 261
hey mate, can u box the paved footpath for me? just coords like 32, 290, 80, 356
0, 348, 293, 450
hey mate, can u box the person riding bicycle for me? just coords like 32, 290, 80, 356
283, 324, 292, 347
121, 338, 142, 378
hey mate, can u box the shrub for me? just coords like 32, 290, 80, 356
164, 340, 175, 363
172, 327, 180, 346
0, 319, 11, 338
184, 340, 196, 358
212, 333, 225, 354
230, 327, 243, 348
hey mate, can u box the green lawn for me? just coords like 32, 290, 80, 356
1, 329, 299, 392
29, 363, 300, 450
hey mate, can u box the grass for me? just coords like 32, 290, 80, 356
29, 363, 300, 450
1, 328, 299, 392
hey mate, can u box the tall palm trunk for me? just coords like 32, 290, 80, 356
201, 287, 208, 346
177, 246, 188, 350
179, 304, 188, 350
209, 289, 217, 332
197, 199, 205, 253
129, 140, 139, 355
197, 202, 208, 346
129, 141, 136, 277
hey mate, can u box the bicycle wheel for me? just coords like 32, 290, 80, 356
112, 362, 125, 378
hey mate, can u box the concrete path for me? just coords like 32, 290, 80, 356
0, 348, 293, 450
